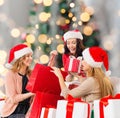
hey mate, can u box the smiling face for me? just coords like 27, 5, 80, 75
66, 38, 77, 55
22, 52, 33, 67
81, 60, 92, 72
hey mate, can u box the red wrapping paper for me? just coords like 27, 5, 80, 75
29, 91, 64, 118
26, 63, 67, 94
64, 56, 82, 74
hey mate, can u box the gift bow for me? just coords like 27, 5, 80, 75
69, 55, 82, 60
99, 94, 120, 118
66, 95, 90, 118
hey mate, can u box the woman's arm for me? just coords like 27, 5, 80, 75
5, 71, 34, 104
51, 68, 96, 98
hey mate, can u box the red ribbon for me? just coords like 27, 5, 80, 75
66, 95, 90, 118
43, 108, 49, 118
42, 105, 56, 118
99, 94, 120, 118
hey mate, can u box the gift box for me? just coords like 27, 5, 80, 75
55, 95, 91, 118
64, 56, 82, 74
26, 63, 67, 94
29, 91, 64, 118
94, 94, 120, 118
40, 107, 56, 118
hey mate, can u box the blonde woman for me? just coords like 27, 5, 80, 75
1, 44, 34, 118
51, 46, 113, 103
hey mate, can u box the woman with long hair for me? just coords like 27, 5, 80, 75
51, 46, 113, 103
1, 44, 34, 118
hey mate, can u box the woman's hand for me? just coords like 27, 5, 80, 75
48, 50, 58, 67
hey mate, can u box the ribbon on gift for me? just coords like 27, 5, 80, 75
43, 108, 49, 118
99, 94, 120, 118
66, 95, 90, 118
42, 105, 56, 118
68, 56, 82, 74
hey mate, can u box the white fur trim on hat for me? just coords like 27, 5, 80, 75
82, 48, 103, 68
105, 70, 111, 76
63, 30, 83, 41
5, 47, 33, 69
14, 47, 33, 60
5, 63, 13, 69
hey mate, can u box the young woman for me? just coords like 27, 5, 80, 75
62, 29, 85, 68
51, 46, 114, 103
49, 30, 86, 81
1, 44, 34, 118
62, 29, 86, 81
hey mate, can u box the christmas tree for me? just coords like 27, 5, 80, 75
21, 0, 100, 68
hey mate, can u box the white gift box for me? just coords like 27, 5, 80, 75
40, 107, 56, 118
56, 100, 91, 118
94, 99, 120, 118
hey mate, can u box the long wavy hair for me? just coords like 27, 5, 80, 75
11, 55, 32, 76
87, 67, 114, 98
64, 39, 85, 57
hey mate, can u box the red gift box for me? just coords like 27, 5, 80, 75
29, 91, 64, 118
64, 56, 82, 74
26, 63, 67, 94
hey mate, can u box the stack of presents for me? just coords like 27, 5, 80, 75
1, 56, 120, 118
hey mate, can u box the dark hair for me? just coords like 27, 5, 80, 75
64, 39, 85, 57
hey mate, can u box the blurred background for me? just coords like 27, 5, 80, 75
0, 0, 120, 97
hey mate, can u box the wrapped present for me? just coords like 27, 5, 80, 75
26, 63, 67, 93
64, 56, 82, 74
29, 91, 64, 118
94, 94, 120, 118
56, 95, 91, 118
40, 107, 56, 118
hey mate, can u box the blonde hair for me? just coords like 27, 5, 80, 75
87, 68, 113, 98
11, 55, 32, 76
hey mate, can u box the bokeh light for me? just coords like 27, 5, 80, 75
40, 54, 49, 64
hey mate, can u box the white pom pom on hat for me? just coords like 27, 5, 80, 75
5, 44, 33, 69
63, 29, 83, 42
82, 46, 111, 76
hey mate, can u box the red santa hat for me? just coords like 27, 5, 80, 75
5, 44, 33, 69
82, 46, 111, 76
63, 29, 83, 42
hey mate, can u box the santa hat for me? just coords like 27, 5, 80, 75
63, 29, 83, 42
82, 46, 111, 76
5, 44, 33, 69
